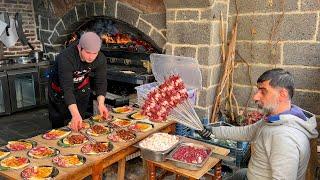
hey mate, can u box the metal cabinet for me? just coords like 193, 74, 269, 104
7, 68, 40, 113
0, 72, 11, 115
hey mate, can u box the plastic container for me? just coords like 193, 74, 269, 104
150, 54, 202, 89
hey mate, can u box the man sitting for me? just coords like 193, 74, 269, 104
198, 68, 318, 180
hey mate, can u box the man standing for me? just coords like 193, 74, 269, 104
48, 32, 109, 132
198, 68, 318, 179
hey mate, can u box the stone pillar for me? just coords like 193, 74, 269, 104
164, 0, 229, 120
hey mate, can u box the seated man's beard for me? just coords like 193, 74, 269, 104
255, 101, 279, 115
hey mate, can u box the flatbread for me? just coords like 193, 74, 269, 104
86, 125, 112, 137
0, 156, 30, 170
128, 122, 154, 132
110, 118, 132, 127
129, 112, 147, 120
90, 115, 113, 123
52, 154, 85, 168
21, 166, 58, 179
27, 146, 59, 159
81, 142, 113, 155
6, 140, 34, 151
61, 134, 88, 146
112, 106, 133, 114
43, 129, 71, 140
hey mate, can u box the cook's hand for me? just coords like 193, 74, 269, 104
70, 114, 83, 132
98, 104, 109, 119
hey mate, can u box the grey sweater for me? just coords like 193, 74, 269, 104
211, 108, 318, 180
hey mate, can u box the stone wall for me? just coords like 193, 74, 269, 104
228, 0, 320, 122
0, 0, 42, 58
33, 0, 166, 61
164, 0, 229, 120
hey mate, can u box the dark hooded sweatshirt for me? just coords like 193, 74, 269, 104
49, 44, 107, 106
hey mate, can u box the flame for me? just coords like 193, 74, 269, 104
101, 33, 132, 44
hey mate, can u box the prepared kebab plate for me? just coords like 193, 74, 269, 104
6, 140, 37, 151
112, 106, 134, 114
128, 121, 154, 132
27, 146, 60, 159
68, 120, 93, 129
81, 142, 113, 155
128, 111, 148, 120
110, 118, 132, 128
0, 148, 10, 160
0, 156, 30, 170
167, 142, 212, 170
42, 127, 71, 140
52, 154, 86, 168
107, 129, 136, 142
21, 165, 59, 179
90, 114, 113, 123
86, 124, 113, 136
138, 133, 179, 152
58, 134, 88, 147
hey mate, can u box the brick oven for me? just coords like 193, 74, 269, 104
34, 0, 168, 101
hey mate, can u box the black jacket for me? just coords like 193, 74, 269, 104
49, 44, 107, 106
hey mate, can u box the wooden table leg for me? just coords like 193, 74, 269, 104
147, 160, 156, 180
117, 158, 126, 180
214, 161, 222, 180
92, 162, 103, 180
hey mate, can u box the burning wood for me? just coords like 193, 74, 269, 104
101, 33, 132, 44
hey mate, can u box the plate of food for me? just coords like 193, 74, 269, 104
68, 120, 93, 129
112, 106, 134, 114
89, 114, 113, 123
6, 140, 37, 151
81, 142, 113, 155
86, 124, 113, 136
21, 165, 59, 179
110, 118, 132, 128
0, 148, 10, 160
107, 129, 136, 142
27, 146, 60, 159
0, 156, 30, 170
128, 121, 154, 132
128, 111, 148, 120
42, 127, 71, 140
52, 154, 86, 168
57, 134, 88, 147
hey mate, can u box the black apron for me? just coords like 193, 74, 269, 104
48, 77, 91, 129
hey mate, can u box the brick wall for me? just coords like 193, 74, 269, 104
0, 0, 42, 58
228, 0, 320, 121
164, 0, 228, 120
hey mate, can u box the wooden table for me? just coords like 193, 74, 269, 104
0, 111, 176, 180
145, 137, 229, 180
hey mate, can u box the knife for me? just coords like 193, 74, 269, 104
210, 152, 235, 162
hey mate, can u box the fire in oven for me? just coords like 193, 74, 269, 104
65, 17, 162, 97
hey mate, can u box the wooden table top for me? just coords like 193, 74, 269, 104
147, 137, 230, 179
0, 109, 176, 180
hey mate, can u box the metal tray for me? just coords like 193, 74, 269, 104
135, 136, 180, 162
166, 142, 212, 170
